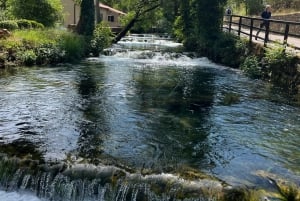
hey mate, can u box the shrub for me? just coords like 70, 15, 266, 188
16, 19, 44, 29
172, 16, 184, 42
264, 44, 297, 70
0, 20, 18, 30
29, 20, 44, 29
0, 20, 44, 31
7, 0, 63, 27
2, 29, 87, 65
17, 50, 37, 66
240, 55, 261, 79
90, 22, 112, 56
57, 32, 86, 62
15, 19, 31, 29
212, 33, 248, 68
34, 43, 65, 65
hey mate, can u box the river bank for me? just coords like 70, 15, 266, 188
0, 29, 86, 68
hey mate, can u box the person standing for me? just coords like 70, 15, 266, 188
225, 7, 232, 16
255, 5, 272, 40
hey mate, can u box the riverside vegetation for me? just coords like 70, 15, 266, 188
200, 32, 300, 103
0, 21, 112, 68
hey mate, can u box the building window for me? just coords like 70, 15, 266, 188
108, 15, 114, 22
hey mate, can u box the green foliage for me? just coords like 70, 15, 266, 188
173, 16, 184, 42
119, 11, 135, 28
277, 183, 300, 201
35, 43, 65, 65
223, 188, 261, 201
212, 33, 237, 65
17, 50, 37, 66
171, 0, 226, 52
222, 92, 241, 105
90, 22, 112, 56
13, 30, 54, 46
0, 20, 44, 30
0, 29, 86, 66
245, 0, 263, 15
16, 19, 44, 29
227, 0, 300, 14
58, 32, 86, 61
264, 44, 297, 70
7, 0, 63, 27
240, 55, 261, 78
212, 33, 248, 67
0, 20, 18, 30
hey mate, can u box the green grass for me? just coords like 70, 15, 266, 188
0, 28, 87, 65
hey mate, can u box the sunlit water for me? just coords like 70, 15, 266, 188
0, 35, 299, 200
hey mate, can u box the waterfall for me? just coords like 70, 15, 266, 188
0, 155, 224, 201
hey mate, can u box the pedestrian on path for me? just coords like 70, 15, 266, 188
255, 5, 272, 40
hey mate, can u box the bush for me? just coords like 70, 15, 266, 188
212, 33, 248, 68
264, 44, 297, 69
16, 19, 44, 29
34, 43, 65, 65
0, 20, 44, 31
57, 32, 86, 62
0, 20, 18, 30
17, 50, 37, 66
240, 55, 261, 79
29, 20, 44, 29
1, 29, 87, 65
7, 0, 63, 27
15, 19, 31, 29
90, 22, 112, 56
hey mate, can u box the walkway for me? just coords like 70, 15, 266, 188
223, 14, 300, 55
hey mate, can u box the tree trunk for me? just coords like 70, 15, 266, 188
95, 0, 101, 24
112, 3, 160, 43
77, 0, 95, 36
112, 17, 137, 43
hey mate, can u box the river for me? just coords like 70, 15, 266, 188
0, 34, 299, 200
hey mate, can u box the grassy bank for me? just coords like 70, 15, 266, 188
0, 29, 87, 67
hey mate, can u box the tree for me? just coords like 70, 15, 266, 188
113, 0, 161, 43
7, 0, 63, 27
76, 0, 95, 36
245, 0, 263, 15
95, 0, 101, 23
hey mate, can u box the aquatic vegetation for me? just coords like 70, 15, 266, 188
222, 188, 262, 201
240, 55, 261, 79
221, 92, 241, 105
272, 179, 300, 201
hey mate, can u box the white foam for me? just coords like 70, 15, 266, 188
0, 190, 41, 201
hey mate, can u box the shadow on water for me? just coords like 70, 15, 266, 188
0, 139, 43, 161
75, 63, 109, 160
129, 66, 217, 171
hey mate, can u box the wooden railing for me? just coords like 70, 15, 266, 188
223, 14, 300, 49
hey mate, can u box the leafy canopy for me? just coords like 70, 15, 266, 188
7, 0, 63, 27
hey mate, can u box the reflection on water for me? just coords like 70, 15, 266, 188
0, 36, 299, 200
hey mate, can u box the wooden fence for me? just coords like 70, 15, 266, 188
223, 14, 300, 49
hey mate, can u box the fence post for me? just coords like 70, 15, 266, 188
283, 23, 290, 46
238, 16, 242, 36
249, 18, 253, 43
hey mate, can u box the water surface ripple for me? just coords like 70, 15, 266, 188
0, 38, 299, 200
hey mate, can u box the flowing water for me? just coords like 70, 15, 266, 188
0, 35, 299, 200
